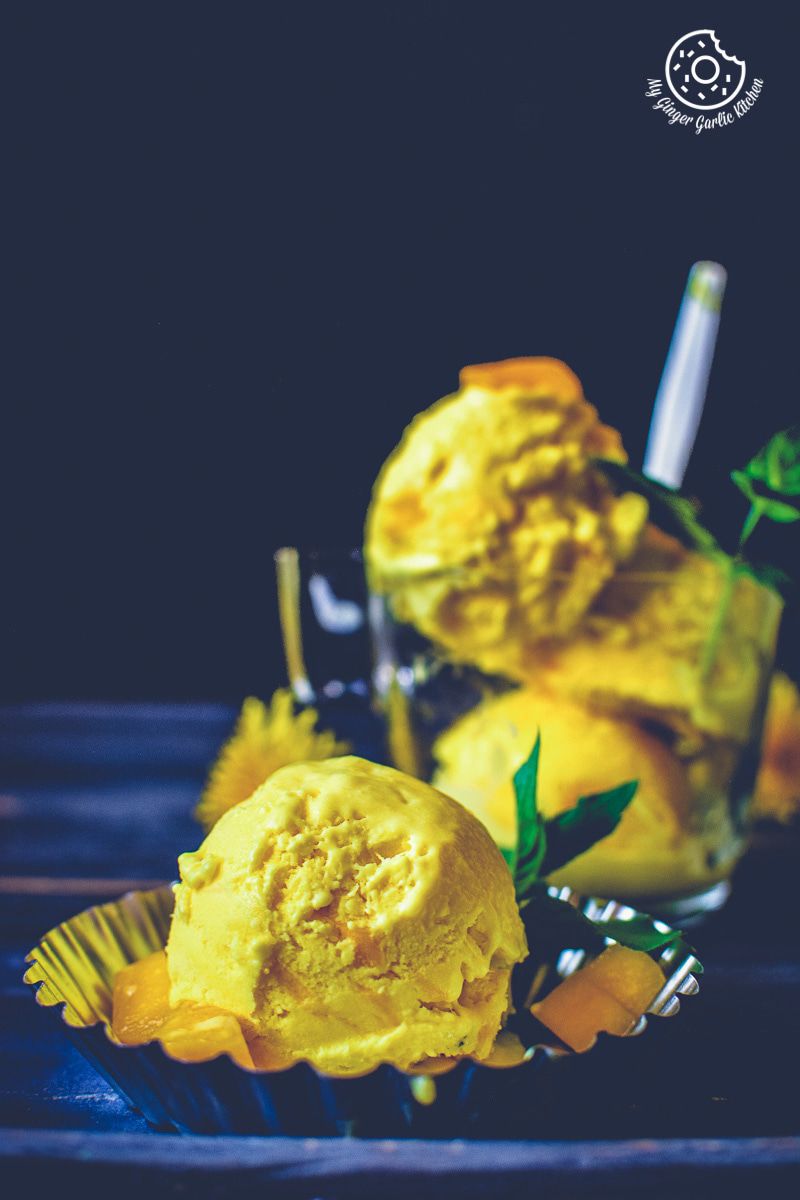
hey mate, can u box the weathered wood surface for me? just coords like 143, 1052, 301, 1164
2, 702, 799, 1196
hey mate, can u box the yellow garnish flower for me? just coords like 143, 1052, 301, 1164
754, 672, 800, 824
195, 691, 350, 831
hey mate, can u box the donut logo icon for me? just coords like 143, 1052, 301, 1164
665, 30, 746, 111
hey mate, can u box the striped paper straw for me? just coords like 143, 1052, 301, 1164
643, 261, 727, 489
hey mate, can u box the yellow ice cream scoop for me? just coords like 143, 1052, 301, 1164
430, 687, 727, 900
365, 357, 648, 670
167, 756, 527, 1075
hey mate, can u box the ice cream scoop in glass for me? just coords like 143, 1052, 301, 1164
362, 357, 783, 918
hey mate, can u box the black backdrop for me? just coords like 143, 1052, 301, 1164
5, 1, 798, 701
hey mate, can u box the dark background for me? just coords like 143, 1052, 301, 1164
4, 1, 798, 701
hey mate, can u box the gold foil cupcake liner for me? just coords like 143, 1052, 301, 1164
24, 883, 701, 1135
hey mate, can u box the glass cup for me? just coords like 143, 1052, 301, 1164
274, 547, 403, 758
276, 547, 782, 919
275, 547, 373, 705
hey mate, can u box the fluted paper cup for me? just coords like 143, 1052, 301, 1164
24, 884, 701, 1136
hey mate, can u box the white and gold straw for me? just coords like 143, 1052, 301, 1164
644, 260, 727, 489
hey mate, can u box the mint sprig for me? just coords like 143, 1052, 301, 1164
504, 734, 546, 895
503, 737, 697, 1023
506, 736, 638, 904
542, 781, 639, 877
599, 914, 693, 956
510, 889, 697, 1020
703, 428, 800, 673
731, 427, 800, 548
517, 890, 687, 959
596, 434, 799, 677
596, 429, 800, 597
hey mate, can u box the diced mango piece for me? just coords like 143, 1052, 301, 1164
112, 950, 172, 1045
159, 1006, 254, 1069
585, 943, 666, 1014
531, 945, 665, 1053
112, 952, 254, 1069
533, 976, 638, 1051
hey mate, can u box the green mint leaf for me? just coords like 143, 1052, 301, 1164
517, 893, 696, 961
509, 739, 641, 906
511, 891, 698, 1024
765, 431, 800, 493
761, 499, 800, 524
732, 434, 800, 568
599, 915, 686, 955
540, 781, 639, 877
600, 915, 699, 972
731, 469, 758, 504
510, 734, 547, 893
730, 471, 800, 523
593, 459, 720, 555
514, 856, 546, 902
518, 890, 607, 957
742, 426, 800, 497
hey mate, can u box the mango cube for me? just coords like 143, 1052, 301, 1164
531, 944, 665, 1053
112, 950, 172, 1045
588, 943, 667, 1013
159, 1007, 254, 1069
112, 950, 254, 1069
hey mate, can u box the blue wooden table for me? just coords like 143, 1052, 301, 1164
2, 702, 800, 1197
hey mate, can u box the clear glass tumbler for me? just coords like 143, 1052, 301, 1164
276, 547, 782, 919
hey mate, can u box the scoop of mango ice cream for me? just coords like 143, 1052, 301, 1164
430, 687, 737, 900
167, 756, 527, 1075
365, 357, 648, 673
